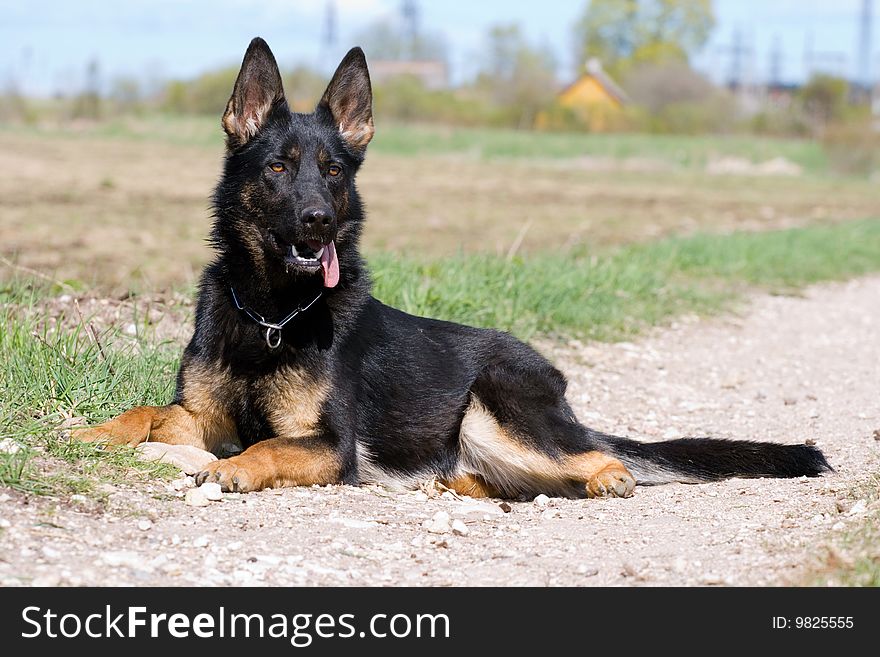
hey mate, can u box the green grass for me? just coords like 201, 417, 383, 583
805, 477, 880, 586
0, 282, 180, 495
372, 218, 880, 341
371, 124, 828, 172
3, 218, 880, 496
1, 115, 829, 173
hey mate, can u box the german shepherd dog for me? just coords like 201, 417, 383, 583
77, 38, 830, 499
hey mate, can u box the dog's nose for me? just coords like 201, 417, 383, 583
300, 207, 335, 228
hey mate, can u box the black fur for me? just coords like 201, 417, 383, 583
176, 38, 830, 497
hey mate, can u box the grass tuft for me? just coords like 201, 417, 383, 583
372, 218, 880, 341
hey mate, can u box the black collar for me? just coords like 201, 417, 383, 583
230, 287, 323, 349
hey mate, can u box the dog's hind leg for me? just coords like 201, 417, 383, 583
452, 359, 636, 500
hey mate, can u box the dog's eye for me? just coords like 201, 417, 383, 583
269, 162, 285, 173
328, 164, 342, 177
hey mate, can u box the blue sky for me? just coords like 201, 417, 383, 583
1, 0, 877, 96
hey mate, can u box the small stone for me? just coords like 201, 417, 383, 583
124, 323, 137, 336
137, 442, 217, 475
577, 565, 599, 577
451, 519, 469, 536
541, 508, 561, 520
533, 494, 551, 507
0, 519, 11, 529
805, 438, 817, 446
451, 502, 504, 518
70, 494, 89, 504
783, 397, 797, 406
42, 546, 62, 560
328, 517, 380, 529
137, 520, 153, 531
220, 442, 243, 456
873, 429, 880, 441
412, 492, 429, 502
847, 500, 867, 516
170, 476, 194, 492
101, 550, 142, 569
832, 521, 845, 531
423, 511, 451, 534
498, 502, 512, 513
185, 488, 210, 507
198, 482, 223, 501
0, 438, 22, 454
193, 536, 210, 548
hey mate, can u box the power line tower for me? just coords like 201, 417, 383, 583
720, 28, 751, 90
401, 0, 419, 59
769, 34, 783, 87
323, 0, 337, 51
317, 0, 337, 74
858, 0, 873, 98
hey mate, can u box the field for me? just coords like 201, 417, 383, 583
2, 117, 878, 293
1, 117, 879, 587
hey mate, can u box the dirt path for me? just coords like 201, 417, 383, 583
2, 277, 879, 586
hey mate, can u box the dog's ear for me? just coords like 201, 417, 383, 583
317, 47, 374, 152
222, 37, 286, 147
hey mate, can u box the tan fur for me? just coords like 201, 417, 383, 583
339, 119, 375, 150
457, 398, 568, 497
178, 361, 240, 452
198, 438, 339, 492
259, 366, 330, 439
457, 397, 635, 498
440, 473, 501, 499
222, 98, 273, 144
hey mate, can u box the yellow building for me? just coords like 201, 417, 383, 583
539, 59, 629, 132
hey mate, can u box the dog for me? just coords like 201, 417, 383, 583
76, 38, 831, 499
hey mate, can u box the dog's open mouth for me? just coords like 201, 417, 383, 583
271, 234, 340, 288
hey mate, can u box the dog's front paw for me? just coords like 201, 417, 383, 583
586, 466, 636, 499
196, 457, 265, 493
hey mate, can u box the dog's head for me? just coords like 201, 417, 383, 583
213, 38, 373, 289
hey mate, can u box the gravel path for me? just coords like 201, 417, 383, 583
1, 277, 879, 586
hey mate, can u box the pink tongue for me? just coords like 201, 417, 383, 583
320, 241, 339, 288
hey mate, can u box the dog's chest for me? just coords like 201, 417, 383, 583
234, 365, 330, 444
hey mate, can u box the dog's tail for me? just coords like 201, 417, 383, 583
601, 434, 831, 484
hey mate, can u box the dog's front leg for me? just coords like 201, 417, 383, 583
194, 436, 340, 493
73, 404, 220, 449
